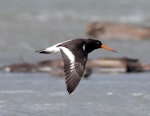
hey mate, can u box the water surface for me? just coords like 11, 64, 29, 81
0, 73, 150, 116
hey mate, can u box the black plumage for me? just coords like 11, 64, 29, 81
37, 38, 117, 94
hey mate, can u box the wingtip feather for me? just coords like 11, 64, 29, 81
67, 89, 73, 94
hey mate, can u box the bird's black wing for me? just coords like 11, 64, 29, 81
60, 47, 87, 94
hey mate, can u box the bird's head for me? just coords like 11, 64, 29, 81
87, 39, 117, 53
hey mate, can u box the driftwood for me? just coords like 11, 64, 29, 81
86, 22, 150, 39
0, 58, 150, 78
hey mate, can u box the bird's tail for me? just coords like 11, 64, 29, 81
36, 49, 52, 54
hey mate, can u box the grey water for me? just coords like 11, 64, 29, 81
0, 0, 150, 116
0, 73, 150, 116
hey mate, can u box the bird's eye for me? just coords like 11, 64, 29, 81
97, 42, 100, 44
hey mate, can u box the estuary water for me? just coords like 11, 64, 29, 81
0, 73, 150, 116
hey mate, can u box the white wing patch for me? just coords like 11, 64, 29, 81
70, 63, 74, 72
60, 47, 75, 72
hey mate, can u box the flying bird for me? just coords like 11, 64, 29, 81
36, 38, 117, 94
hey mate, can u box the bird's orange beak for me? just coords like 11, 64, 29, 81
101, 45, 118, 53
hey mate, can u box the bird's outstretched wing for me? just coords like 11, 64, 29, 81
60, 47, 86, 94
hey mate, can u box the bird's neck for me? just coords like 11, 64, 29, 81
85, 45, 96, 53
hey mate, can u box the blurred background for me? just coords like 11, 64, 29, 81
0, 0, 150, 66
0, 0, 150, 116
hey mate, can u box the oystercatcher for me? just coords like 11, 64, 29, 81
36, 38, 117, 94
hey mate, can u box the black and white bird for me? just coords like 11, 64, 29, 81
36, 38, 117, 94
